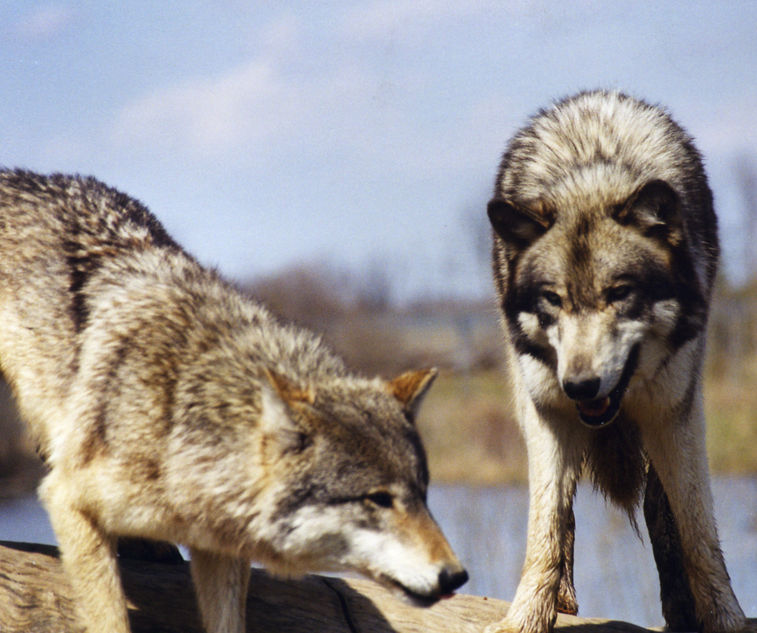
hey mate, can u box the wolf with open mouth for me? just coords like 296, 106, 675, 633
485, 91, 745, 633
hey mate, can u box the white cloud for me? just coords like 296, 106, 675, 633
258, 12, 302, 57
339, 0, 498, 40
109, 22, 386, 163
110, 14, 321, 158
15, 4, 73, 40
687, 96, 757, 158
109, 6, 517, 170
111, 58, 298, 156
109, 44, 515, 180
337, 0, 604, 41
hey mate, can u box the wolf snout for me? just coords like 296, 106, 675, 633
438, 564, 469, 596
398, 562, 468, 605
562, 376, 600, 401
562, 374, 619, 427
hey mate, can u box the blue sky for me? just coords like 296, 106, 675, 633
3, 2, 757, 300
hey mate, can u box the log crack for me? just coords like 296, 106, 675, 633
321, 576, 361, 633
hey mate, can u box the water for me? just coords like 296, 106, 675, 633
427, 478, 757, 627
2, 478, 755, 627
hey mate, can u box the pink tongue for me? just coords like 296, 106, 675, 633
578, 397, 610, 417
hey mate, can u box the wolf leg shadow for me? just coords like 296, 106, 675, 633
117, 537, 184, 564
643, 463, 698, 631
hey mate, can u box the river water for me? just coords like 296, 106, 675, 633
2, 477, 755, 627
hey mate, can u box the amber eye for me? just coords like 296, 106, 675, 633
606, 284, 633, 303
364, 491, 394, 509
541, 290, 562, 307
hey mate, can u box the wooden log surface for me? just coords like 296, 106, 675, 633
0, 540, 752, 633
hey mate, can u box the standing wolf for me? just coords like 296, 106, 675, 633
0, 170, 467, 633
485, 91, 745, 633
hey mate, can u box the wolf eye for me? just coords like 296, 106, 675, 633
606, 284, 633, 303
540, 290, 562, 307
363, 491, 394, 509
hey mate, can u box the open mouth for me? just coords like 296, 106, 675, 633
575, 345, 640, 428
576, 395, 619, 427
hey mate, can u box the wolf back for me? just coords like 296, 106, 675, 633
0, 170, 467, 633
485, 91, 744, 633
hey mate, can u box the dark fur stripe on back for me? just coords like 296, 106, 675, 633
57, 175, 182, 333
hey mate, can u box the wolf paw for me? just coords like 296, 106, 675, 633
483, 619, 528, 633
701, 612, 748, 633
695, 596, 746, 633
741, 620, 757, 633
484, 609, 558, 633
556, 591, 578, 616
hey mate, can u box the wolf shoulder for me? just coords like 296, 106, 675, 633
0, 170, 180, 255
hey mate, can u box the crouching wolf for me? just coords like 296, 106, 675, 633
485, 91, 745, 633
0, 170, 467, 633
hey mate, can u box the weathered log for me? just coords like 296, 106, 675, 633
0, 539, 743, 633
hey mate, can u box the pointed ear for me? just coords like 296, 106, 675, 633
487, 198, 552, 250
388, 368, 438, 419
259, 384, 312, 455
614, 180, 682, 243
264, 368, 315, 406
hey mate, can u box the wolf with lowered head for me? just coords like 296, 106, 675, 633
485, 91, 745, 633
0, 170, 467, 633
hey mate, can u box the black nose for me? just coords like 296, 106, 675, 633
563, 376, 600, 401
438, 566, 469, 595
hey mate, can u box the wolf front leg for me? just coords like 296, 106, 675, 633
643, 462, 698, 631
556, 505, 578, 616
40, 473, 131, 633
643, 396, 745, 633
190, 547, 251, 633
486, 408, 583, 633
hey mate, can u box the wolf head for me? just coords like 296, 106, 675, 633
248, 367, 467, 603
489, 178, 710, 427
488, 92, 717, 428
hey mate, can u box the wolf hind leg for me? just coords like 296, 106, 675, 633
643, 462, 698, 631
190, 547, 250, 633
40, 474, 131, 633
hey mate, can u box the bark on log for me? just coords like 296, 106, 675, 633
0, 540, 750, 633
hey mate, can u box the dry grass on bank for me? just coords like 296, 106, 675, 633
705, 363, 757, 476
416, 370, 525, 486
418, 366, 757, 486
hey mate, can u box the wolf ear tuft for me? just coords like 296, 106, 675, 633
487, 198, 552, 249
388, 368, 438, 420
264, 368, 315, 405
615, 180, 682, 242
